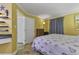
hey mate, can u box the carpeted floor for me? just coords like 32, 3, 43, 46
16, 44, 40, 55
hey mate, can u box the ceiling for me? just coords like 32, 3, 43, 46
17, 3, 79, 18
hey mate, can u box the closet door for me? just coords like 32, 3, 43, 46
50, 19, 56, 34
25, 17, 35, 44
56, 17, 64, 34
17, 16, 26, 44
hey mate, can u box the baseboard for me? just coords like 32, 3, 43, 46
0, 53, 13, 55
24, 42, 32, 45
0, 50, 17, 55
0, 53, 11, 55
12, 50, 17, 55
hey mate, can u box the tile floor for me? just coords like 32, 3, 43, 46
16, 43, 40, 55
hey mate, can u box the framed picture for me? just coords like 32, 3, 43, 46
74, 15, 79, 30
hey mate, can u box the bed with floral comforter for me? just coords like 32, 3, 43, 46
32, 34, 79, 55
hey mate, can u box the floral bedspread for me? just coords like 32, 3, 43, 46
32, 34, 79, 55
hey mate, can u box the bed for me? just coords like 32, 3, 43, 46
32, 34, 79, 55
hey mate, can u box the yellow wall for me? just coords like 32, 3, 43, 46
64, 13, 79, 35
44, 18, 50, 32
35, 16, 44, 29
34, 16, 50, 32
12, 4, 17, 53
0, 43, 12, 53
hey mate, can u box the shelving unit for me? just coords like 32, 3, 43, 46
0, 16, 8, 19
0, 20, 12, 44
0, 20, 11, 35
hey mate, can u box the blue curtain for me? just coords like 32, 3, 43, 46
50, 17, 64, 34
50, 19, 56, 33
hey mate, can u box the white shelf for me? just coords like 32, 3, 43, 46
0, 38, 11, 44
0, 16, 8, 18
